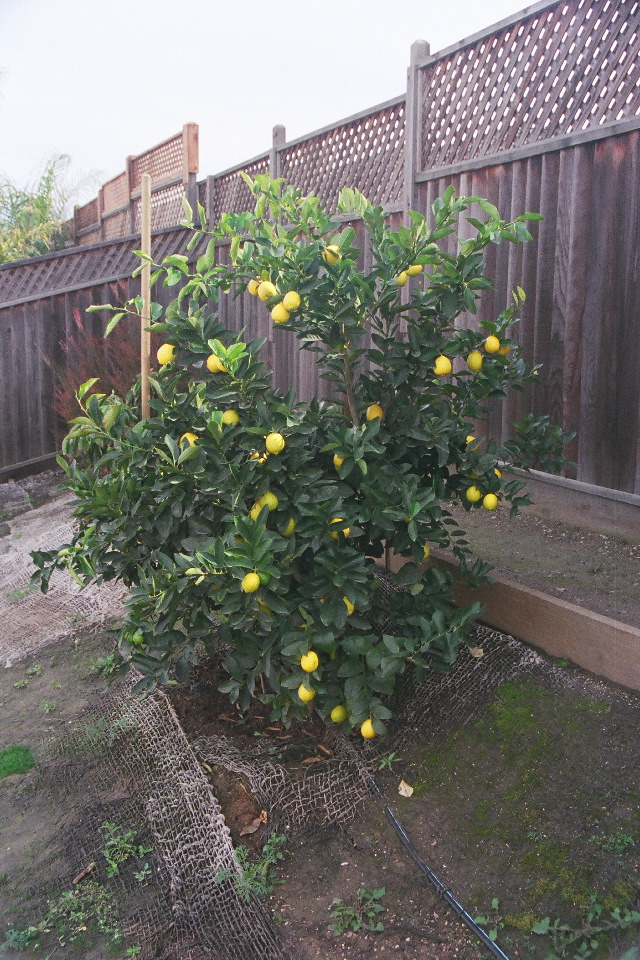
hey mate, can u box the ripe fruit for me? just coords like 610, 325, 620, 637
330, 705, 348, 723
485, 335, 501, 354
221, 410, 239, 426
180, 432, 198, 446
366, 403, 384, 421
465, 485, 482, 503
206, 354, 226, 373
498, 344, 511, 356
466, 435, 475, 444
483, 493, 499, 511
241, 572, 261, 593
343, 597, 354, 616
330, 518, 350, 539
395, 271, 408, 286
260, 491, 279, 511
247, 278, 260, 296
257, 280, 277, 301
265, 432, 285, 454
434, 355, 452, 376
249, 503, 263, 521
423, 544, 430, 560
297, 683, 316, 703
495, 467, 503, 478
271, 303, 290, 324
300, 650, 319, 673
282, 290, 301, 311
282, 517, 296, 537
157, 343, 176, 365
361, 718, 376, 739
322, 244, 341, 265
407, 263, 423, 277
333, 454, 345, 470
257, 599, 273, 615
467, 351, 483, 372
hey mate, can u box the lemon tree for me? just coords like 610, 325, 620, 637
32, 177, 568, 737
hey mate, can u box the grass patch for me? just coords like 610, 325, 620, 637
0, 745, 36, 778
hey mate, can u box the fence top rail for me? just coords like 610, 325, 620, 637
280, 93, 407, 152
414, 0, 563, 68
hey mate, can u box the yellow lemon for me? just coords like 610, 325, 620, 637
261, 491, 279, 511
247, 278, 260, 296
241, 572, 261, 593
465, 485, 482, 503
407, 263, 423, 277
343, 597, 355, 616
330, 705, 348, 723
333, 454, 345, 470
300, 650, 319, 673
282, 290, 301, 311
206, 354, 227, 373
157, 343, 176, 365
361, 718, 376, 739
330, 518, 350, 539
423, 544, 430, 560
467, 351, 483, 372
257, 280, 277, 301
271, 303, 290, 324
395, 271, 408, 287
485, 335, 501, 354
282, 517, 296, 537
298, 683, 316, 703
221, 410, 239, 426
265, 432, 285, 454
434, 355, 452, 376
249, 503, 263, 521
322, 244, 341, 265
495, 467, 503, 478
483, 493, 499, 511
257, 599, 273, 615
466, 435, 476, 444
498, 344, 511, 356
180, 432, 198, 446
366, 403, 384, 421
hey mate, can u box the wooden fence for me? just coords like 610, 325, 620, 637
1, 0, 639, 496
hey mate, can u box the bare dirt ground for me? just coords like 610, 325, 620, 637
1, 470, 640, 960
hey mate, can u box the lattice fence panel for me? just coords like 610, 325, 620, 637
133, 183, 187, 233
211, 155, 270, 223
102, 172, 129, 214
130, 133, 184, 191
102, 209, 130, 242
420, 0, 640, 170
280, 100, 405, 210
75, 198, 99, 232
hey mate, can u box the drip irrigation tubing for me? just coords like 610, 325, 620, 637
367, 774, 511, 960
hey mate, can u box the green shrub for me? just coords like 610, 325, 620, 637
32, 177, 568, 736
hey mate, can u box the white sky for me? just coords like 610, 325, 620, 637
1, 0, 529, 208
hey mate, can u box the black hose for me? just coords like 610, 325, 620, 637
367, 775, 511, 960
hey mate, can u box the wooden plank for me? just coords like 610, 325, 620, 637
384, 549, 640, 694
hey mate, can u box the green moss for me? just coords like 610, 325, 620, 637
0, 746, 36, 778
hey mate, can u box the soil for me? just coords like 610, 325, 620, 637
1, 470, 640, 960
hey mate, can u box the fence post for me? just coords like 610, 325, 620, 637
183, 122, 200, 215
403, 39, 430, 221
205, 175, 217, 228
271, 125, 286, 179
126, 155, 135, 234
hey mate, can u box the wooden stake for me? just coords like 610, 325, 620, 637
140, 173, 152, 419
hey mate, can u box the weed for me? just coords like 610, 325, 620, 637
38, 699, 58, 714
3, 880, 122, 951
6, 583, 37, 604
0, 745, 36, 778
588, 830, 636, 856
214, 832, 286, 902
474, 897, 504, 943
99, 821, 152, 878
26, 664, 43, 676
378, 751, 402, 771
532, 898, 640, 958
90, 651, 121, 679
329, 886, 386, 936
13, 678, 28, 689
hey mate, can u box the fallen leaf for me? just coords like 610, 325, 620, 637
301, 756, 324, 764
72, 863, 96, 884
317, 743, 333, 756
469, 646, 484, 658
398, 779, 414, 797
239, 810, 268, 836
